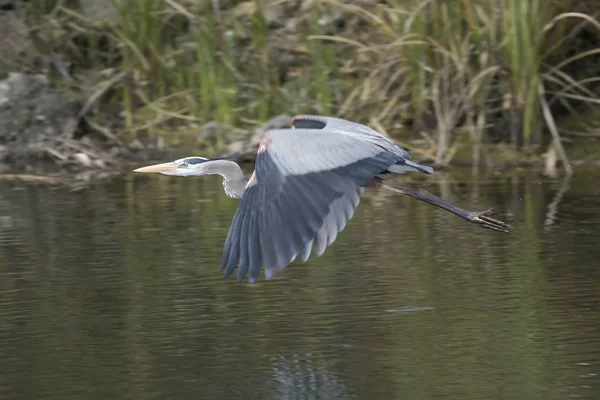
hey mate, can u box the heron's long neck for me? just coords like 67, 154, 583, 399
206, 160, 247, 199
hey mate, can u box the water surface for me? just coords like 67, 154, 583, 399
1, 168, 599, 399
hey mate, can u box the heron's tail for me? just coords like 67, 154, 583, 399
387, 160, 434, 175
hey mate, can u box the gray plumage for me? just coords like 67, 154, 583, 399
218, 115, 429, 283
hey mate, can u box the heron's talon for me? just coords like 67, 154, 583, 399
469, 209, 513, 234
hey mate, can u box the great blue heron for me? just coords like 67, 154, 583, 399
134, 115, 512, 283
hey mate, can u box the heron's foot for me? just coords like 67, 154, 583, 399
468, 208, 513, 234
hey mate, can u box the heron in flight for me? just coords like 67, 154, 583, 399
134, 115, 512, 283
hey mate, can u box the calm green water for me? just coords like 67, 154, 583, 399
1, 168, 599, 399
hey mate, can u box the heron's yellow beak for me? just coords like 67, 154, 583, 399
133, 162, 178, 173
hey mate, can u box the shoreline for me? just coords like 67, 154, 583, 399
1, 144, 595, 189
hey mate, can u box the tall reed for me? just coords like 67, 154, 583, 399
316, 0, 600, 165
15, 0, 600, 165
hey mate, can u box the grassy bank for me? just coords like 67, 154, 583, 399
11, 0, 600, 170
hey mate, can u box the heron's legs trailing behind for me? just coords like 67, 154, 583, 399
368, 176, 513, 234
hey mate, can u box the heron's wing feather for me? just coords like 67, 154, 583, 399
291, 114, 411, 156
303, 186, 365, 261
220, 135, 400, 283
292, 116, 437, 174
292, 115, 381, 137
264, 128, 404, 175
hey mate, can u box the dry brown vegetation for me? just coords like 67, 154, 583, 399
7, 0, 600, 172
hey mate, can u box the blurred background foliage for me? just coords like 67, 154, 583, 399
5, 0, 600, 167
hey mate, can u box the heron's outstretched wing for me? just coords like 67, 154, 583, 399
291, 115, 433, 174
292, 114, 379, 135
291, 114, 411, 155
219, 128, 402, 283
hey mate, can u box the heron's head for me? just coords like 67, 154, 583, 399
133, 156, 213, 177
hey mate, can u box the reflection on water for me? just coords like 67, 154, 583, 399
1, 168, 600, 399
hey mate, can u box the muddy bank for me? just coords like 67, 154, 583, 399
0, 72, 147, 181
0, 71, 292, 183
